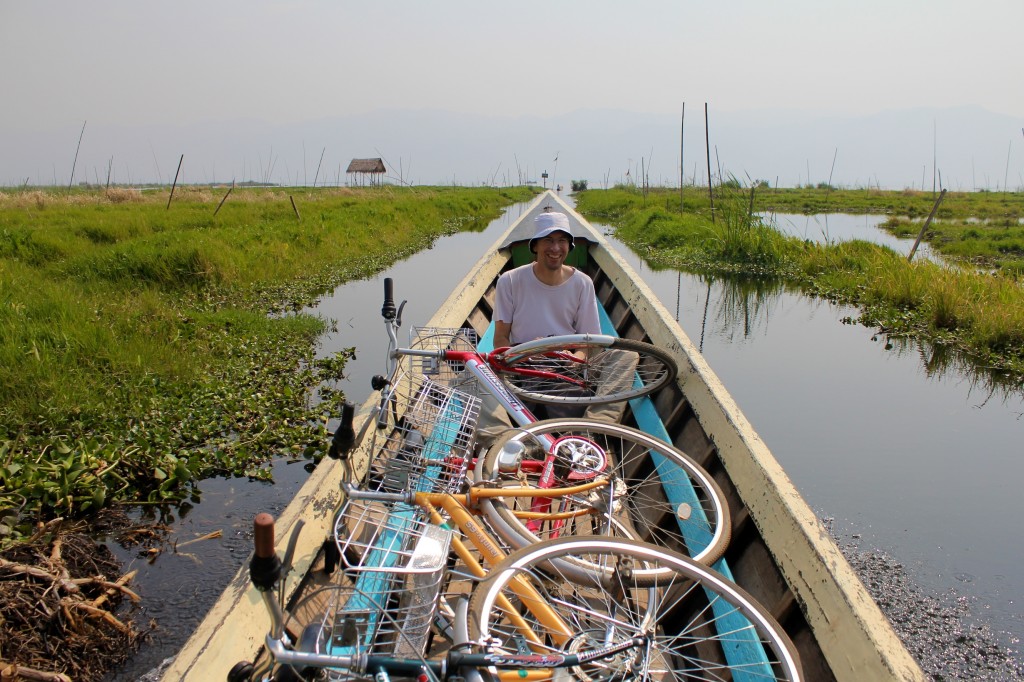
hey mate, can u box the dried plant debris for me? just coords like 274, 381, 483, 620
0, 512, 154, 682
836, 534, 1023, 681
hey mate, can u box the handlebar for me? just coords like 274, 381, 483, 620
328, 402, 356, 460
249, 513, 282, 591
382, 277, 396, 320
254, 513, 275, 558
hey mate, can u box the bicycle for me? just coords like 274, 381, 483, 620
329, 279, 731, 568
230, 280, 792, 681
366, 277, 679, 429
235, 506, 801, 682
235, 388, 801, 682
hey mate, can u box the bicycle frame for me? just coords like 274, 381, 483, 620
250, 474, 635, 682
371, 282, 616, 540
261, 281, 688, 681
343, 480, 614, 644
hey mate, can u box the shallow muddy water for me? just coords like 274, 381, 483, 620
108, 197, 1021, 680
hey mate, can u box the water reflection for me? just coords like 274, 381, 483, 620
765, 212, 940, 263
884, 333, 1024, 406
694, 275, 790, 351
681, 269, 1024, 397
598, 224, 1024, 644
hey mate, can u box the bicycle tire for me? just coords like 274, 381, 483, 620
467, 537, 802, 682
497, 335, 677, 406
475, 418, 731, 574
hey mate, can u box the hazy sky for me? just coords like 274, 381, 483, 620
2, 1, 1022, 188
5, 0, 1022, 128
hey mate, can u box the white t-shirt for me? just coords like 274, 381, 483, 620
494, 264, 601, 345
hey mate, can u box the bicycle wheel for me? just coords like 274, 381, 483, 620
467, 537, 802, 682
474, 418, 730, 573
497, 335, 677, 406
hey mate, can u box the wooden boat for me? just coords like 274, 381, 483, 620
165, 190, 924, 681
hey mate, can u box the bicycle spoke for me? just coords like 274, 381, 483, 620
468, 538, 802, 682
476, 419, 731, 572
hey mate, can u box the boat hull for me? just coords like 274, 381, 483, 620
165, 191, 923, 681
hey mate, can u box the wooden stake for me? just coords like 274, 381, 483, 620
214, 180, 235, 216
167, 154, 183, 209
67, 120, 86, 193
908, 188, 946, 262
679, 103, 685, 213
704, 103, 714, 223
290, 195, 301, 221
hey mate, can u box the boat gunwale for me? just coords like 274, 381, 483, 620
166, 191, 924, 682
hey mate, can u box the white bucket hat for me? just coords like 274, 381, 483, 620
529, 212, 574, 253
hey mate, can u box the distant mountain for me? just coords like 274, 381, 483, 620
3, 106, 1021, 191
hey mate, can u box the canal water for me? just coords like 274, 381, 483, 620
109, 198, 1021, 680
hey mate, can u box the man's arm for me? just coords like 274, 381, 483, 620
493, 320, 512, 349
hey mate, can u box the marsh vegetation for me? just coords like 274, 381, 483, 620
0, 185, 536, 540
574, 186, 1024, 384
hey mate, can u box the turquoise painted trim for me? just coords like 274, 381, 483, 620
478, 324, 495, 353
479, 306, 770, 676
596, 303, 772, 679
328, 394, 466, 656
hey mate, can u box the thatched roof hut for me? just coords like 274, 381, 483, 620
346, 158, 386, 186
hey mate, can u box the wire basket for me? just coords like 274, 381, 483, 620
287, 521, 452, 680
333, 501, 451, 575
408, 326, 479, 381
384, 327, 481, 408
365, 377, 480, 495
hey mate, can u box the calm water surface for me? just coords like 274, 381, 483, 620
109, 198, 1021, 680
600, 231, 1023, 645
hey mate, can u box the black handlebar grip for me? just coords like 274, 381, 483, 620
382, 277, 396, 320
253, 513, 276, 559
328, 402, 356, 459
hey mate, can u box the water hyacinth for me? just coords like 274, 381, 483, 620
0, 185, 537, 543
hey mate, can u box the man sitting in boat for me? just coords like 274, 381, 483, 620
476, 211, 636, 445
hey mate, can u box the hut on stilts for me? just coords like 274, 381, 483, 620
345, 158, 386, 187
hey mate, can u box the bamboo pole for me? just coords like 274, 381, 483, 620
67, 120, 86, 193
166, 154, 184, 209
908, 188, 946, 262
825, 148, 838, 205
679, 103, 685, 213
704, 103, 714, 223
1004, 140, 1011, 191
313, 146, 326, 188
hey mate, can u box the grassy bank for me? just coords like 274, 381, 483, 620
0, 185, 536, 538
574, 186, 1024, 382
595, 185, 1024, 273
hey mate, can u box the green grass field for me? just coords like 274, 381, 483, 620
0, 185, 536, 537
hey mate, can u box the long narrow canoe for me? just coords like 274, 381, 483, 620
165, 190, 924, 681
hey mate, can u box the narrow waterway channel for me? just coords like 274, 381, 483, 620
111, 196, 1021, 681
